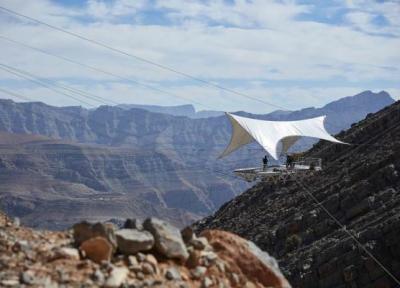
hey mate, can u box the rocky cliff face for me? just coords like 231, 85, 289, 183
0, 133, 244, 229
194, 100, 400, 287
0, 211, 290, 287
0, 91, 395, 230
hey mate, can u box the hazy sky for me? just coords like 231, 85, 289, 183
0, 0, 399, 113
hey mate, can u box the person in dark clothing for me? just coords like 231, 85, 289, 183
262, 155, 268, 171
286, 155, 293, 169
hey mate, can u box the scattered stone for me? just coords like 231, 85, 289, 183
53, 247, 80, 260
144, 254, 158, 273
181, 226, 194, 243
12, 240, 30, 253
201, 251, 218, 266
73, 221, 117, 250
216, 261, 225, 273
92, 269, 105, 285
245, 281, 257, 288
231, 273, 240, 285
101, 260, 115, 271
80, 236, 113, 264
136, 271, 145, 280
128, 255, 139, 267
165, 267, 181, 281
129, 264, 142, 273
57, 268, 69, 283
191, 266, 207, 279
124, 219, 143, 230
1, 279, 20, 287
136, 252, 146, 262
141, 262, 154, 275
20, 271, 35, 285
186, 247, 201, 268
143, 218, 189, 262
13, 217, 20, 227
202, 277, 213, 288
115, 229, 154, 255
190, 237, 208, 250
105, 267, 128, 288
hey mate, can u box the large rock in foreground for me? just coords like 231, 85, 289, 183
202, 229, 291, 288
143, 217, 189, 262
115, 229, 154, 255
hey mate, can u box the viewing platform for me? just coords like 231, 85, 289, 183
234, 157, 322, 182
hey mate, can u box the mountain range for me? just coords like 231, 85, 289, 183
116, 103, 224, 118
0, 90, 395, 229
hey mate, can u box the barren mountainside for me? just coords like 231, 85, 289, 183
0, 134, 241, 229
195, 100, 400, 287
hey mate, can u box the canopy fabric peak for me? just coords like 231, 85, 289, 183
220, 113, 346, 160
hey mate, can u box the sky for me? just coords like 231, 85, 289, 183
0, 0, 399, 113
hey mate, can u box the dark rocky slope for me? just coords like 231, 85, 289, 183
195, 100, 400, 287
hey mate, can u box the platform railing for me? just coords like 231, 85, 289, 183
234, 157, 322, 182
292, 157, 322, 169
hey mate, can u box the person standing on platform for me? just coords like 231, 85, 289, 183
262, 155, 268, 171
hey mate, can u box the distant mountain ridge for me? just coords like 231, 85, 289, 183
116, 103, 224, 118
0, 90, 395, 229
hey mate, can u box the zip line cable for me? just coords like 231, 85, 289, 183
311, 105, 400, 164
0, 35, 211, 111
0, 33, 364, 135
0, 65, 95, 107
0, 20, 348, 130
0, 87, 31, 102
295, 179, 400, 285
0, 5, 380, 135
0, 69, 244, 157
0, 64, 111, 106
0, 5, 286, 111
0, 57, 338, 144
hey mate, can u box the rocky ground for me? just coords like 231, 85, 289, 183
0, 211, 290, 287
194, 101, 400, 287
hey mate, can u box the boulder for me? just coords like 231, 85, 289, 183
79, 237, 113, 264
73, 221, 117, 250
189, 237, 209, 250
181, 226, 195, 243
124, 219, 143, 230
115, 229, 154, 255
143, 218, 189, 262
165, 267, 181, 280
53, 247, 80, 260
201, 229, 291, 288
191, 266, 206, 279
105, 267, 128, 288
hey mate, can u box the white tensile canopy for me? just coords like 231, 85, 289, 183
220, 113, 346, 160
